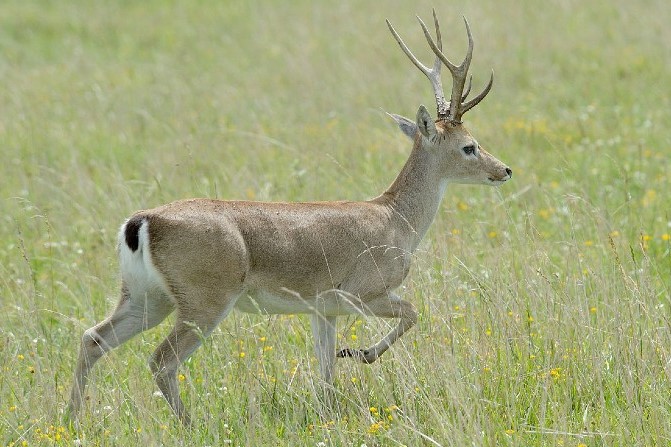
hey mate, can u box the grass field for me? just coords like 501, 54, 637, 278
1, 0, 670, 445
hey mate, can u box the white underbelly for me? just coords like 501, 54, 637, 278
234, 288, 364, 316
234, 290, 316, 315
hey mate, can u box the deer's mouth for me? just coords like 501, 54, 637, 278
487, 176, 509, 185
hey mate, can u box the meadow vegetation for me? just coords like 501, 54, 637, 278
1, 0, 670, 445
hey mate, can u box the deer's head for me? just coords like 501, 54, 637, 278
387, 11, 512, 186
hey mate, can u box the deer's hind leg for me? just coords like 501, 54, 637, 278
149, 286, 240, 425
67, 282, 174, 421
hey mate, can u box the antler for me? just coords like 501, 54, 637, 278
386, 12, 449, 118
387, 10, 493, 123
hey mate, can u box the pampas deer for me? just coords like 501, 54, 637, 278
68, 10, 511, 424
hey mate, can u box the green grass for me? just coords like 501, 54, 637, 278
1, 0, 670, 445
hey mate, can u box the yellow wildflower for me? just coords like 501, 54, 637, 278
368, 421, 384, 434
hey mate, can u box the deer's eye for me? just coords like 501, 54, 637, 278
462, 145, 476, 156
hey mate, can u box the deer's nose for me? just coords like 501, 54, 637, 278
505, 168, 512, 178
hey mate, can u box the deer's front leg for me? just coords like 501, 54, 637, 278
337, 293, 417, 364
310, 314, 337, 383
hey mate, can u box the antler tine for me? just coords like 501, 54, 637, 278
431, 9, 443, 70
418, 16, 456, 71
386, 19, 430, 77
451, 17, 473, 121
461, 17, 475, 73
386, 17, 449, 117
460, 70, 494, 116
461, 75, 473, 102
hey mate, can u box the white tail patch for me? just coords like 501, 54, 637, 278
118, 219, 172, 302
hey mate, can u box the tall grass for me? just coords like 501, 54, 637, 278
1, 0, 669, 445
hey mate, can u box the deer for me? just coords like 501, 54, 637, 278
67, 10, 511, 425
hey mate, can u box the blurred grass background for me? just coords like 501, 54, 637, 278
1, 0, 670, 445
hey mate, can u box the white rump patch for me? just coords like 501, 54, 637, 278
118, 219, 172, 302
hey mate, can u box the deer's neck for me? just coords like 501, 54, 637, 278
374, 139, 447, 251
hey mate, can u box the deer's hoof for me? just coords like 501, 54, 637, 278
336, 348, 377, 364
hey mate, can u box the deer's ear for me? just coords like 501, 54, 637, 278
416, 105, 437, 139
387, 113, 417, 140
